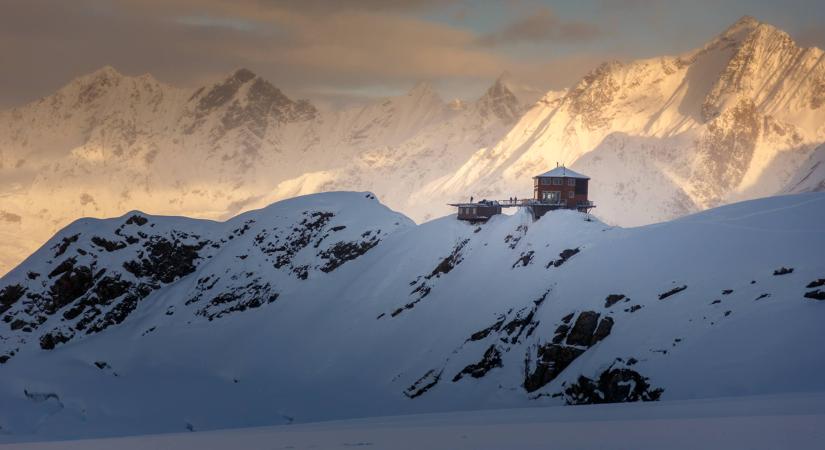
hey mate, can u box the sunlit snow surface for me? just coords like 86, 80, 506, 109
5, 393, 824, 450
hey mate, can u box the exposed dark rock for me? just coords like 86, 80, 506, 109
773, 267, 794, 276
453, 345, 503, 381
192, 280, 280, 321
47, 264, 94, 314
404, 369, 442, 399
394, 240, 470, 317
428, 239, 469, 279
591, 317, 614, 345
564, 368, 663, 405
48, 258, 77, 278
512, 250, 534, 268
91, 236, 127, 252
125, 215, 148, 226
711, 299, 721, 305
552, 324, 569, 344
94, 276, 132, 303
500, 308, 539, 344
52, 234, 80, 257
566, 311, 601, 347
658, 285, 687, 300
504, 224, 528, 249
722, 289, 734, 295
318, 238, 380, 272
27, 272, 40, 280
604, 294, 626, 308
85, 284, 155, 333
524, 310, 614, 392
754, 293, 771, 301
524, 344, 584, 392
40, 330, 74, 350
804, 290, 825, 301
0, 284, 26, 315
94, 361, 111, 370
123, 237, 204, 283
292, 265, 309, 280
547, 248, 580, 268
806, 279, 825, 289
468, 316, 505, 341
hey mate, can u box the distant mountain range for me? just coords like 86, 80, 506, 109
1, 16, 824, 275
1, 191, 824, 440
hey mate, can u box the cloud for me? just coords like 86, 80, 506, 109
478, 7, 603, 46
0, 0, 606, 109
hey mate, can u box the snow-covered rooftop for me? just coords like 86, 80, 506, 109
534, 167, 590, 179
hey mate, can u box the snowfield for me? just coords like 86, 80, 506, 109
0, 191, 824, 443
4, 392, 824, 449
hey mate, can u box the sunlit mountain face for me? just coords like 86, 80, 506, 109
1, 16, 824, 276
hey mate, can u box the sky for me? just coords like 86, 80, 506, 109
1, 0, 824, 109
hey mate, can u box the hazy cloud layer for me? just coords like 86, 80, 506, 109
478, 7, 603, 45
1, 0, 823, 108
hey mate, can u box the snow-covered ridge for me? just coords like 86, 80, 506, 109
1, 191, 824, 441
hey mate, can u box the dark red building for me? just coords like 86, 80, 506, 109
533, 166, 591, 209
449, 166, 594, 221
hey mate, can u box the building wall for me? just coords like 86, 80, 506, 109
534, 177, 588, 208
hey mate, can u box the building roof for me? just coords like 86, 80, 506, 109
534, 166, 590, 179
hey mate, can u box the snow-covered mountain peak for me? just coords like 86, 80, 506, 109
405, 81, 443, 104
184, 67, 317, 137
719, 15, 761, 40
475, 75, 521, 123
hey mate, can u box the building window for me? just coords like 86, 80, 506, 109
542, 191, 561, 203
552, 178, 562, 185
567, 178, 576, 186
540, 177, 551, 185
568, 191, 574, 198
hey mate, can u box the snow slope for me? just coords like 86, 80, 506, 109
1, 191, 824, 442
5, 392, 824, 450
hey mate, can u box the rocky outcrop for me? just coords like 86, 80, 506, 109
564, 366, 663, 405
452, 345, 503, 382
658, 285, 687, 300
547, 248, 580, 268
524, 311, 614, 392
392, 239, 471, 317
404, 369, 442, 399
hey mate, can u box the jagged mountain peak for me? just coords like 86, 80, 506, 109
722, 15, 761, 37
475, 74, 521, 123
186, 68, 317, 133
406, 81, 440, 100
